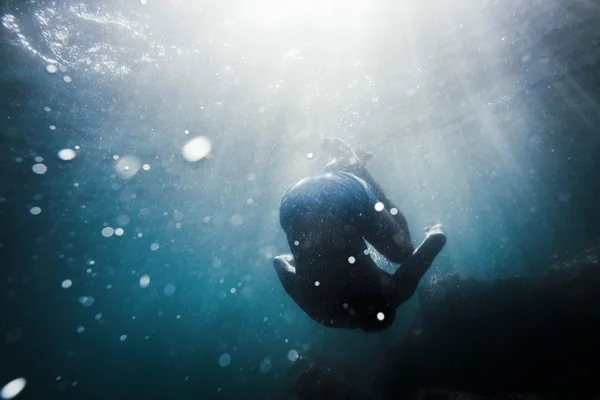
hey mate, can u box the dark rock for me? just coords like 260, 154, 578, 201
375, 246, 600, 399
286, 352, 380, 400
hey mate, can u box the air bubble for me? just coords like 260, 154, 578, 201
287, 349, 299, 362
32, 163, 47, 175
182, 136, 212, 162
78, 296, 95, 307
0, 378, 26, 399
164, 283, 176, 296
218, 353, 231, 367
374, 202, 384, 212
29, 207, 42, 215
114, 155, 141, 179
57, 149, 76, 161
139, 275, 150, 288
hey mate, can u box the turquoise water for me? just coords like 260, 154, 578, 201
1, 0, 599, 398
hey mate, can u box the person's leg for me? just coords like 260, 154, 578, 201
321, 138, 411, 239
273, 255, 300, 298
321, 138, 447, 305
390, 224, 446, 308
361, 207, 414, 264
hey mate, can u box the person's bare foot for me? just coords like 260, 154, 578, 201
321, 137, 371, 167
420, 224, 447, 257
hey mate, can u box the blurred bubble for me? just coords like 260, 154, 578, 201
57, 149, 76, 161
306, 153, 314, 159
150, 243, 159, 251
1, 377, 26, 399
46, 64, 58, 73
260, 358, 272, 374
49, 125, 56, 131
32, 163, 47, 175
212, 258, 222, 268
114, 228, 124, 236
230, 214, 243, 226
76, 326, 85, 333
116, 214, 130, 226
139, 275, 150, 288
29, 207, 41, 215
101, 227, 114, 237
115, 155, 141, 179
61, 279, 72, 289
119, 334, 127, 342
287, 349, 299, 362
95, 313, 103, 320
218, 353, 231, 367
164, 283, 175, 296
283, 309, 296, 325
142, 164, 150, 171
63, 76, 72, 83
44, 107, 51, 112
78, 296, 94, 307
246, 198, 254, 205
140, 0, 148, 5
182, 136, 211, 162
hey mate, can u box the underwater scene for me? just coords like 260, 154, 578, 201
1, 0, 599, 399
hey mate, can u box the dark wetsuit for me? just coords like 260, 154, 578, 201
277, 161, 424, 332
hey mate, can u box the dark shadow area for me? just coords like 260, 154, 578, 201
287, 244, 600, 399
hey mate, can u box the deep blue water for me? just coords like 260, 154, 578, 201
1, 0, 599, 398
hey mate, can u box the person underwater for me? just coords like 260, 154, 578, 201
274, 138, 446, 332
